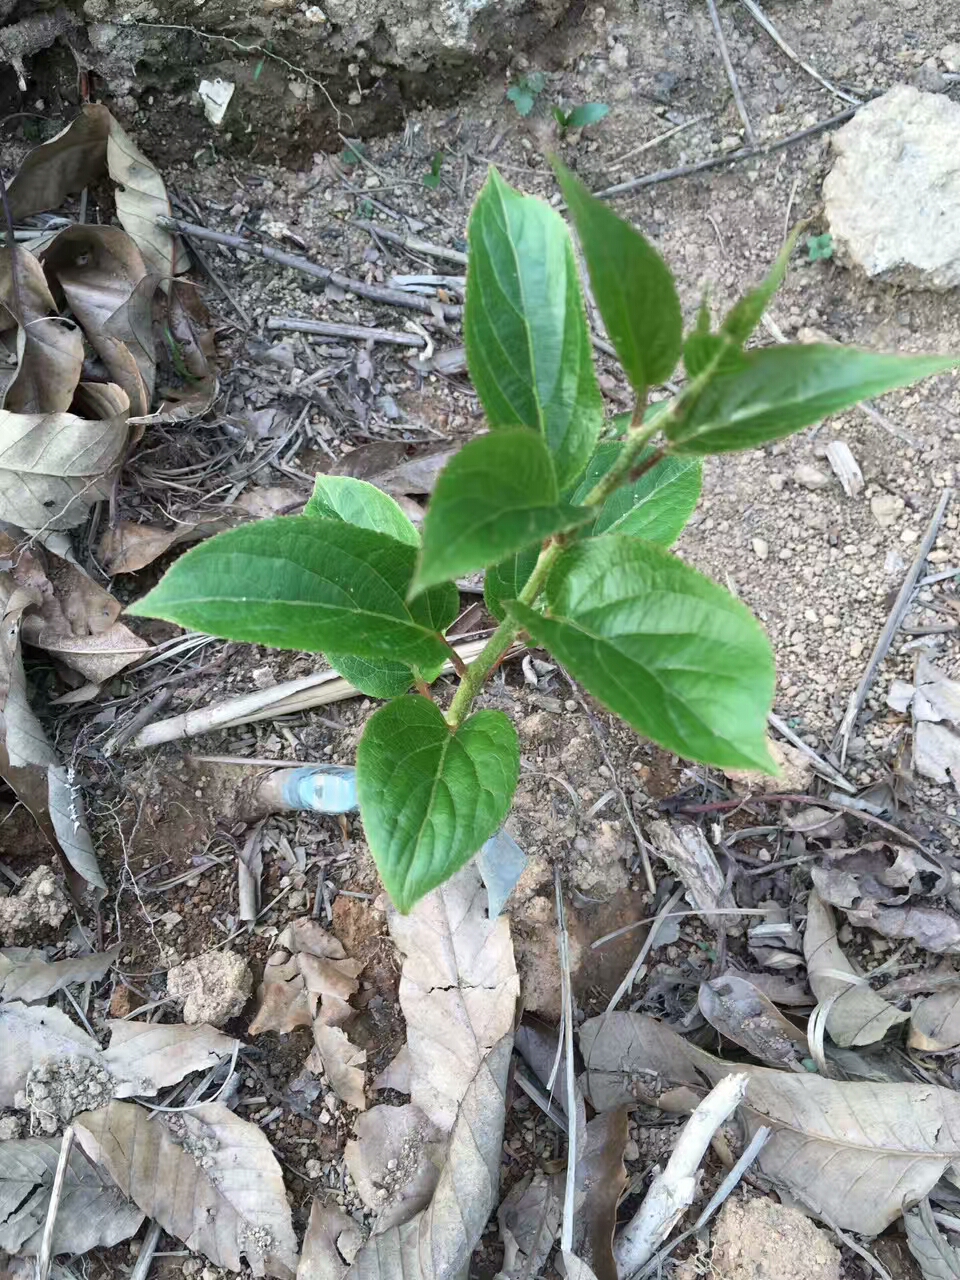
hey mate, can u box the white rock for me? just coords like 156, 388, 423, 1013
167, 949, 252, 1027
825, 441, 863, 498
752, 537, 769, 561
824, 86, 960, 290
793, 465, 830, 491
609, 42, 629, 69
870, 493, 903, 528
941, 44, 960, 73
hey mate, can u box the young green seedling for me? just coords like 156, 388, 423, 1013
132, 162, 956, 913
552, 102, 610, 137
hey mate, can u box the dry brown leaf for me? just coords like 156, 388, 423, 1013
0, 944, 119, 1003
249, 918, 360, 1036
803, 890, 909, 1047
40, 225, 157, 416
580, 1010, 706, 1112
0, 583, 104, 891
812, 858, 960, 953
0, 1001, 101, 1106
297, 1200, 363, 1280
580, 1010, 960, 1235
575, 1110, 628, 1280
343, 1103, 443, 1231
387, 861, 519, 1132
910, 989, 960, 1053
561, 1254, 601, 1280
0, 245, 83, 414
373, 1046, 411, 1094
344, 1037, 511, 1279
698, 973, 809, 1069
496, 1172, 563, 1280
310, 1023, 366, 1111
904, 1197, 960, 1280
74, 1100, 298, 1277
249, 952, 313, 1036
98, 515, 233, 575
151, 281, 218, 423
103, 1020, 239, 1097
0, 1135, 143, 1256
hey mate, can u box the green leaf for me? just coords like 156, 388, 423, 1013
552, 105, 570, 128
553, 160, 682, 393
566, 102, 610, 129
506, 536, 775, 770
465, 168, 603, 487
506, 85, 535, 116
484, 546, 540, 621
668, 344, 958, 454
721, 225, 801, 347
357, 696, 519, 912
305, 474, 419, 547
327, 653, 413, 699
415, 430, 590, 591
571, 442, 701, 545
129, 516, 450, 669
807, 233, 834, 262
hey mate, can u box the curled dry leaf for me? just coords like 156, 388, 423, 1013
904, 1197, 960, 1280
98, 514, 234, 575
812, 860, 960, 953
497, 1171, 563, 1280
0, 1001, 101, 1107
803, 890, 908, 1047
343, 1037, 511, 1279
698, 972, 808, 1070
297, 1200, 364, 1280
103, 1020, 239, 1098
0, 1135, 143, 1257
0, 578, 105, 890
7, 104, 185, 280
40, 225, 157, 416
575, 1110, 629, 1280
0, 944, 119, 1003
73, 1100, 299, 1278
646, 820, 739, 926
909, 988, 960, 1054
249, 952, 312, 1036
0, 245, 83, 414
249, 917, 361, 1036
580, 1010, 960, 1235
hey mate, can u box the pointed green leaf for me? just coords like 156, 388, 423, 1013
566, 103, 610, 129
721, 226, 801, 346
506, 536, 775, 770
571, 441, 701, 545
129, 516, 449, 668
465, 168, 603, 487
484, 546, 540, 621
326, 653, 414, 699
415, 430, 590, 591
305, 474, 419, 547
669, 345, 957, 454
554, 160, 682, 393
357, 696, 519, 912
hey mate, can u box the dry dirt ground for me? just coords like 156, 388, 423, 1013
3, 0, 960, 1277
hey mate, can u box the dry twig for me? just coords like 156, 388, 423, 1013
266, 317, 426, 347
353, 219, 468, 265
706, 0, 755, 144
736, 0, 861, 104
35, 1124, 75, 1280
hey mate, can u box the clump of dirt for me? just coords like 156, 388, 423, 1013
166, 948, 253, 1026
702, 1195, 841, 1280
0, 866, 70, 945
19, 1058, 115, 1134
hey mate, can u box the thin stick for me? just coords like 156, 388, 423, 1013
593, 107, 856, 200
604, 886, 686, 1014
353, 219, 467, 266
555, 868, 578, 1254
767, 710, 854, 793
105, 690, 173, 755
736, 0, 861, 105
266, 316, 426, 347
833, 489, 953, 761
154, 216, 461, 320
607, 113, 713, 172
36, 1125, 74, 1280
706, 0, 755, 144
129, 1221, 164, 1280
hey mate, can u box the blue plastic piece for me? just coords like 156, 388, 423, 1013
280, 766, 358, 814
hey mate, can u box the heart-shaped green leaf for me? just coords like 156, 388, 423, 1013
507, 536, 775, 770
357, 695, 519, 912
570, 442, 701, 545
415, 430, 590, 591
129, 516, 449, 670
554, 160, 682, 393
669, 345, 957, 454
325, 653, 414, 699
465, 168, 602, 487
305, 474, 419, 546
